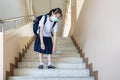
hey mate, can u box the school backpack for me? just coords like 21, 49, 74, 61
33, 14, 57, 36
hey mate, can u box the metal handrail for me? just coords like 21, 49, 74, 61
0, 15, 34, 32
0, 15, 34, 24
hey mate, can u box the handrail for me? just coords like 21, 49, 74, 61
0, 15, 34, 24
0, 15, 34, 32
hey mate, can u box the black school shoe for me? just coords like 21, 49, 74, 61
38, 65, 44, 69
48, 65, 56, 69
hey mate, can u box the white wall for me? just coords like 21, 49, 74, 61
0, 0, 22, 19
73, 0, 120, 80
76, 0, 84, 20
0, 32, 3, 80
0, 0, 28, 31
32, 0, 51, 16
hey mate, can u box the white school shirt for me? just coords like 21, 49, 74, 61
38, 15, 58, 37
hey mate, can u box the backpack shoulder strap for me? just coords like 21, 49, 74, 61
43, 15, 47, 25
51, 22, 57, 37
52, 22, 57, 28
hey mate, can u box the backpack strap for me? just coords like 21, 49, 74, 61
37, 15, 47, 35
52, 22, 57, 28
51, 22, 57, 37
43, 15, 47, 25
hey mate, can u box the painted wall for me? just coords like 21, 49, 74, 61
0, 0, 22, 19
32, 0, 66, 36
3, 22, 34, 80
70, 0, 76, 36
0, 0, 28, 31
73, 0, 120, 80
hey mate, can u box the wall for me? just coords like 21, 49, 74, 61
32, 0, 66, 36
20, 0, 29, 16
76, 0, 84, 20
32, 0, 51, 16
3, 22, 34, 80
0, 0, 28, 31
73, 0, 120, 80
0, 32, 3, 80
70, 0, 76, 36
0, 0, 22, 19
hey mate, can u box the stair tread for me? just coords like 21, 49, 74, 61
18, 62, 86, 69
9, 76, 94, 80
24, 54, 80, 57
27, 51, 78, 54
22, 57, 83, 63
14, 69, 90, 76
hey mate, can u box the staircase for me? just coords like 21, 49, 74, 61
9, 37, 94, 80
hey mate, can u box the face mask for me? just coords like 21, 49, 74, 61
51, 15, 59, 22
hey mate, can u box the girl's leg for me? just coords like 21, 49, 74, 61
39, 53, 43, 63
47, 54, 55, 69
48, 54, 52, 65
38, 53, 44, 69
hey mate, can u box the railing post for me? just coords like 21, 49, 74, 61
22, 18, 24, 25
0, 19, 4, 32
2, 26, 4, 32
15, 20, 17, 28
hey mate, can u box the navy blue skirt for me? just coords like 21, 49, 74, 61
34, 35, 53, 54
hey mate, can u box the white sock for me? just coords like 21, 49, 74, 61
48, 62, 52, 66
39, 62, 44, 65
48, 62, 53, 66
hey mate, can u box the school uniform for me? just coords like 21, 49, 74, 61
34, 15, 58, 54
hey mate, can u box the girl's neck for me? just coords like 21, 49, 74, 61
49, 16, 53, 22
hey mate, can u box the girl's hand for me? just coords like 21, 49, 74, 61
41, 43, 45, 50
52, 46, 56, 54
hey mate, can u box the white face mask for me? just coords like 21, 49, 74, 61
51, 15, 59, 22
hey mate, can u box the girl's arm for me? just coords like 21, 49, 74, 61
40, 27, 45, 50
52, 32, 57, 53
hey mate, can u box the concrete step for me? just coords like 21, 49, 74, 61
9, 76, 94, 80
28, 48, 77, 51
55, 42, 73, 44
53, 37, 71, 40
32, 40, 73, 43
22, 57, 83, 63
25, 51, 79, 54
22, 56, 82, 60
14, 69, 90, 77
31, 44, 76, 48
24, 53, 80, 58
28, 47, 77, 51
18, 62, 86, 69
29, 47, 77, 51
30, 44, 76, 48
31, 45, 75, 48
31, 43, 74, 47
27, 50, 78, 54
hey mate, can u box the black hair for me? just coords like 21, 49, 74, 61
48, 8, 62, 18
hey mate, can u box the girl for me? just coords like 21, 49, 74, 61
34, 8, 62, 69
